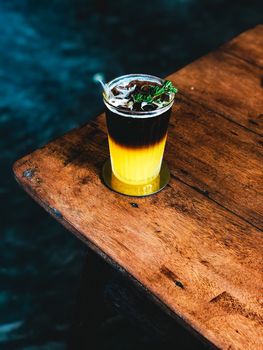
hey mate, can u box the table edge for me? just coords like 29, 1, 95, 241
12, 162, 219, 350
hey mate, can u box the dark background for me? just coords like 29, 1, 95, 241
1, 0, 262, 349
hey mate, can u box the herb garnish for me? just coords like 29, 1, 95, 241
132, 80, 178, 104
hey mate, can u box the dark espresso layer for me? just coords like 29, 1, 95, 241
105, 107, 172, 148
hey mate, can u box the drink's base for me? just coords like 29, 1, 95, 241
102, 159, 170, 197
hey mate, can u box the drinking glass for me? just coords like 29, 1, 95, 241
102, 74, 174, 196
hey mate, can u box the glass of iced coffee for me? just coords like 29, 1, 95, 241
102, 74, 177, 196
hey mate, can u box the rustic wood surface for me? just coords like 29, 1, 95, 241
13, 26, 263, 350
167, 25, 263, 135
221, 25, 263, 68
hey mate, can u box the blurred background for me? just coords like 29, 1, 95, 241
1, 0, 262, 349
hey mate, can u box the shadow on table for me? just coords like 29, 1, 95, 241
69, 250, 208, 350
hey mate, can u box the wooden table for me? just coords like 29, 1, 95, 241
13, 26, 263, 350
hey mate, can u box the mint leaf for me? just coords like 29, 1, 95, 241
132, 80, 178, 105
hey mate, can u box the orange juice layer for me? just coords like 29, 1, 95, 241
108, 135, 167, 185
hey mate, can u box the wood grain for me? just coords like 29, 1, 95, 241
222, 24, 263, 68
167, 26, 263, 135
13, 116, 263, 349
168, 95, 263, 230
13, 27, 263, 350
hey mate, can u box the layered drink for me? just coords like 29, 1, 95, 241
103, 74, 177, 191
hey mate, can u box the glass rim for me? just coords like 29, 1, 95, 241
103, 73, 175, 118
